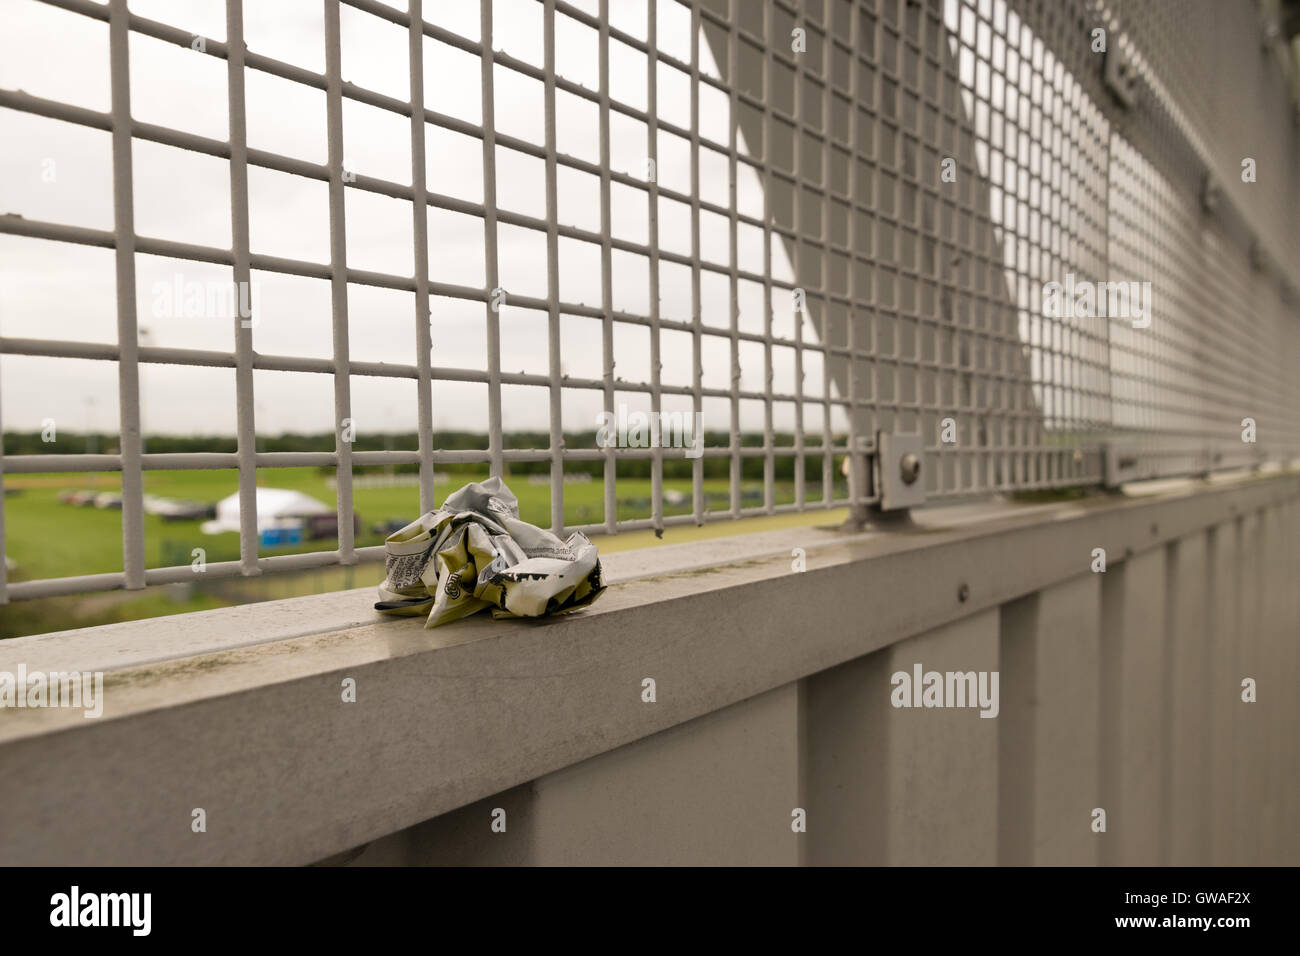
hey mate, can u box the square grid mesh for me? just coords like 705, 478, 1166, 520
0, 0, 1297, 602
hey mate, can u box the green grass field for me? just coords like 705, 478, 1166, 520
2, 468, 834, 581
0, 468, 845, 638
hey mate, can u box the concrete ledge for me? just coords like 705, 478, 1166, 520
0, 472, 1296, 864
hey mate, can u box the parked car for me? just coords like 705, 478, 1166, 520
304, 513, 363, 541
145, 495, 217, 522
371, 518, 410, 537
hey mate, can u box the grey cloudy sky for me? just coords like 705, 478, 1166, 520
1, 0, 847, 441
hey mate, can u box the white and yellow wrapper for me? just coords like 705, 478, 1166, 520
375, 477, 606, 628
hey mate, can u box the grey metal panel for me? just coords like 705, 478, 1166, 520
3, 474, 1293, 865
998, 573, 1102, 866
1164, 531, 1211, 865
805, 609, 1001, 865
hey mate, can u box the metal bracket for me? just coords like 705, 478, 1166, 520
875, 431, 926, 511
1103, 38, 1139, 109
1201, 172, 1222, 214
1103, 442, 1141, 489
1196, 444, 1220, 478
1249, 240, 1266, 272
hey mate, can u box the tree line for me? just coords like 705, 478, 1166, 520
4, 430, 848, 481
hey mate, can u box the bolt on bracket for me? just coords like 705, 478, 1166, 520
876, 430, 926, 511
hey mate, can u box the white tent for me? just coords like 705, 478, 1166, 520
201, 487, 332, 535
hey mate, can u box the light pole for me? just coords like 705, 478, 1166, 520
84, 396, 97, 454
138, 327, 151, 455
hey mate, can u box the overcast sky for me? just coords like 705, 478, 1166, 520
2, 0, 1143, 446
1, 0, 847, 441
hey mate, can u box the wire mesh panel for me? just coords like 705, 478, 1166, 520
1, 0, 1298, 603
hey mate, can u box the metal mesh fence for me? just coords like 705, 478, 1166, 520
1, 0, 1298, 602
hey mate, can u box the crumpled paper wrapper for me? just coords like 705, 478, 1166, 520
374, 476, 606, 628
